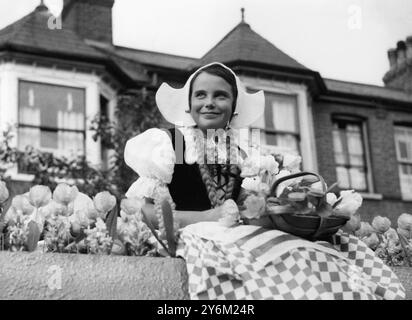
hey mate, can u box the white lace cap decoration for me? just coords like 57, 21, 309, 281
155, 62, 265, 129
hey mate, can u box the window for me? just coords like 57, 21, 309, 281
332, 117, 369, 191
250, 92, 300, 155
394, 125, 412, 200
18, 81, 85, 172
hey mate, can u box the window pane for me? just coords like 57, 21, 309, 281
270, 94, 298, 133
336, 166, 350, 189
346, 125, 365, 166
19, 81, 85, 130
18, 81, 86, 155
276, 133, 299, 152
333, 118, 369, 192
333, 129, 346, 165
399, 164, 412, 200
349, 167, 367, 191
394, 126, 412, 162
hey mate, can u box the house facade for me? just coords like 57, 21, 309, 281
0, 0, 411, 222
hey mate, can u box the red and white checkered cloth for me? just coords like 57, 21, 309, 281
176, 222, 405, 300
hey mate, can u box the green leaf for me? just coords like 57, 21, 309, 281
25, 221, 41, 252
161, 199, 176, 257
267, 204, 295, 215
105, 204, 118, 240
287, 192, 306, 202
316, 202, 333, 218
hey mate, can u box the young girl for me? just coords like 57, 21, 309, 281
124, 62, 405, 300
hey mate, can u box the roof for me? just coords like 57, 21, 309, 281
89, 41, 198, 71
200, 21, 308, 70
324, 78, 412, 104
0, 4, 106, 61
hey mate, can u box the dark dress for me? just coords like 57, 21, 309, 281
166, 128, 243, 211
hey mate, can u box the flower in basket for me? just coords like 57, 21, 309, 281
329, 190, 363, 218
241, 194, 266, 219
0, 180, 9, 204
93, 191, 116, 218
341, 212, 361, 234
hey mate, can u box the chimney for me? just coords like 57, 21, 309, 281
406, 36, 412, 59
383, 36, 412, 93
62, 0, 115, 43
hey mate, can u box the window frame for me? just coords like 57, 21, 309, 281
331, 114, 374, 193
16, 80, 87, 173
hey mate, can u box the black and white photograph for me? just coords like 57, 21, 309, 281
0, 0, 412, 304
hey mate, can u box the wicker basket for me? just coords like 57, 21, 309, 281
245, 172, 349, 241
392, 267, 412, 300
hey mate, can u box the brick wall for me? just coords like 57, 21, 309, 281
313, 99, 412, 224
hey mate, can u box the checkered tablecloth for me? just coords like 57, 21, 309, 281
176, 222, 405, 300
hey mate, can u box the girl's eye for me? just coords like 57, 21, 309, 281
195, 92, 206, 98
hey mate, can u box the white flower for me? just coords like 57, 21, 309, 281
326, 193, 338, 206
53, 183, 79, 206
93, 191, 116, 217
332, 190, 362, 218
11, 194, 35, 216
355, 221, 374, 238
397, 213, 412, 232
69, 192, 95, 226
28, 185, 52, 208
240, 155, 260, 178
241, 177, 261, 193
363, 233, 380, 250
218, 199, 240, 227
371, 216, 391, 234
282, 154, 301, 172
241, 194, 266, 219
259, 155, 279, 175
121, 198, 143, 219
342, 212, 361, 233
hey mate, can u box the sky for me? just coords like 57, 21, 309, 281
0, 0, 412, 86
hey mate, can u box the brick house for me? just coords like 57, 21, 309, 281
0, 0, 411, 222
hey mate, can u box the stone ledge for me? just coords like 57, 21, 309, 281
0, 252, 189, 300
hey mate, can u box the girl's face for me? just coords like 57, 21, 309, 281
190, 72, 234, 132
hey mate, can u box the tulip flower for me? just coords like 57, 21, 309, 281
326, 193, 338, 206
120, 198, 143, 217
342, 212, 361, 233
53, 183, 79, 206
371, 216, 391, 234
397, 213, 412, 232
11, 195, 35, 216
93, 191, 116, 217
282, 154, 302, 173
0, 180, 9, 204
332, 190, 362, 218
69, 192, 96, 225
218, 199, 240, 227
355, 221, 374, 239
28, 185, 52, 208
363, 233, 380, 250
241, 194, 266, 219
